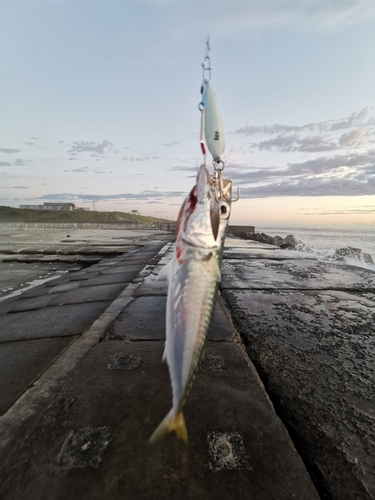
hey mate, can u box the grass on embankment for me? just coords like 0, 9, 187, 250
0, 206, 168, 225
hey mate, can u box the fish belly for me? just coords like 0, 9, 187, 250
165, 248, 220, 410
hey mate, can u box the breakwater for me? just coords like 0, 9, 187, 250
0, 221, 175, 231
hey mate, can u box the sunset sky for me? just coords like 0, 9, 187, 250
1, 0, 375, 226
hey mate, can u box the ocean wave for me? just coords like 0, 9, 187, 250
231, 229, 375, 270
291, 240, 375, 269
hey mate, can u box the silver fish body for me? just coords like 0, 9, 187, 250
150, 165, 231, 443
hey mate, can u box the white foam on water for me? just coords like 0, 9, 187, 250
257, 224, 375, 271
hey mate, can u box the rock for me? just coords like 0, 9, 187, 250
364, 253, 374, 265
235, 231, 298, 249
245, 233, 259, 242
335, 246, 364, 261
283, 235, 297, 248
271, 236, 284, 246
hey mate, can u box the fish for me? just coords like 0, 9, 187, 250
150, 164, 232, 443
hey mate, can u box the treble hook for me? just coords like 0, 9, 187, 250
211, 167, 240, 204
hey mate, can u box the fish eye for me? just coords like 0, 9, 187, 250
220, 202, 230, 219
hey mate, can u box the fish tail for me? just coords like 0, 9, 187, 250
149, 409, 188, 444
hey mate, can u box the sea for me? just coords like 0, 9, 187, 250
256, 223, 375, 270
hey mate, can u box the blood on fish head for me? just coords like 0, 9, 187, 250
175, 165, 225, 248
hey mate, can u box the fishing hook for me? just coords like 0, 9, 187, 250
211, 167, 240, 204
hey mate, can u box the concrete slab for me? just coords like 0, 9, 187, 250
47, 282, 81, 294
0, 297, 19, 315
39, 255, 68, 262
41, 246, 74, 255
104, 264, 147, 274
8, 294, 55, 312
68, 271, 101, 281
95, 247, 134, 255
0, 310, 29, 328
79, 272, 136, 287
110, 295, 166, 340
110, 296, 234, 341
0, 302, 109, 342
0, 264, 60, 299
17, 255, 46, 263
44, 278, 71, 287
221, 258, 375, 290
77, 256, 102, 265
12, 246, 41, 254
0, 336, 76, 415
49, 284, 125, 306
76, 247, 100, 255
0, 340, 318, 499
1, 255, 22, 262
221, 287, 375, 500
57, 256, 80, 263
18, 285, 54, 298
134, 269, 168, 296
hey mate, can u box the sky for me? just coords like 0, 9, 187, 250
1, 0, 375, 226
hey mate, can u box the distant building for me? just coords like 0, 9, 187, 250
19, 205, 45, 210
43, 203, 76, 211
20, 203, 77, 211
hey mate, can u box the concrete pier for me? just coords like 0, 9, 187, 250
221, 237, 375, 500
0, 233, 319, 499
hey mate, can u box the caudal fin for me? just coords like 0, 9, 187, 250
149, 409, 188, 444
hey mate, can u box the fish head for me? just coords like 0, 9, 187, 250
176, 165, 231, 249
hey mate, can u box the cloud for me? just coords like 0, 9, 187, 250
38, 190, 187, 203
303, 207, 375, 216
0, 158, 30, 167
71, 167, 90, 172
160, 141, 181, 147
256, 134, 338, 152
239, 176, 375, 198
143, 0, 375, 31
0, 148, 21, 153
1, 186, 28, 189
236, 108, 375, 154
236, 107, 373, 137
68, 140, 114, 156
338, 128, 369, 147
69, 166, 108, 174
123, 156, 150, 161
170, 166, 198, 172
329, 107, 371, 130
225, 150, 375, 197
